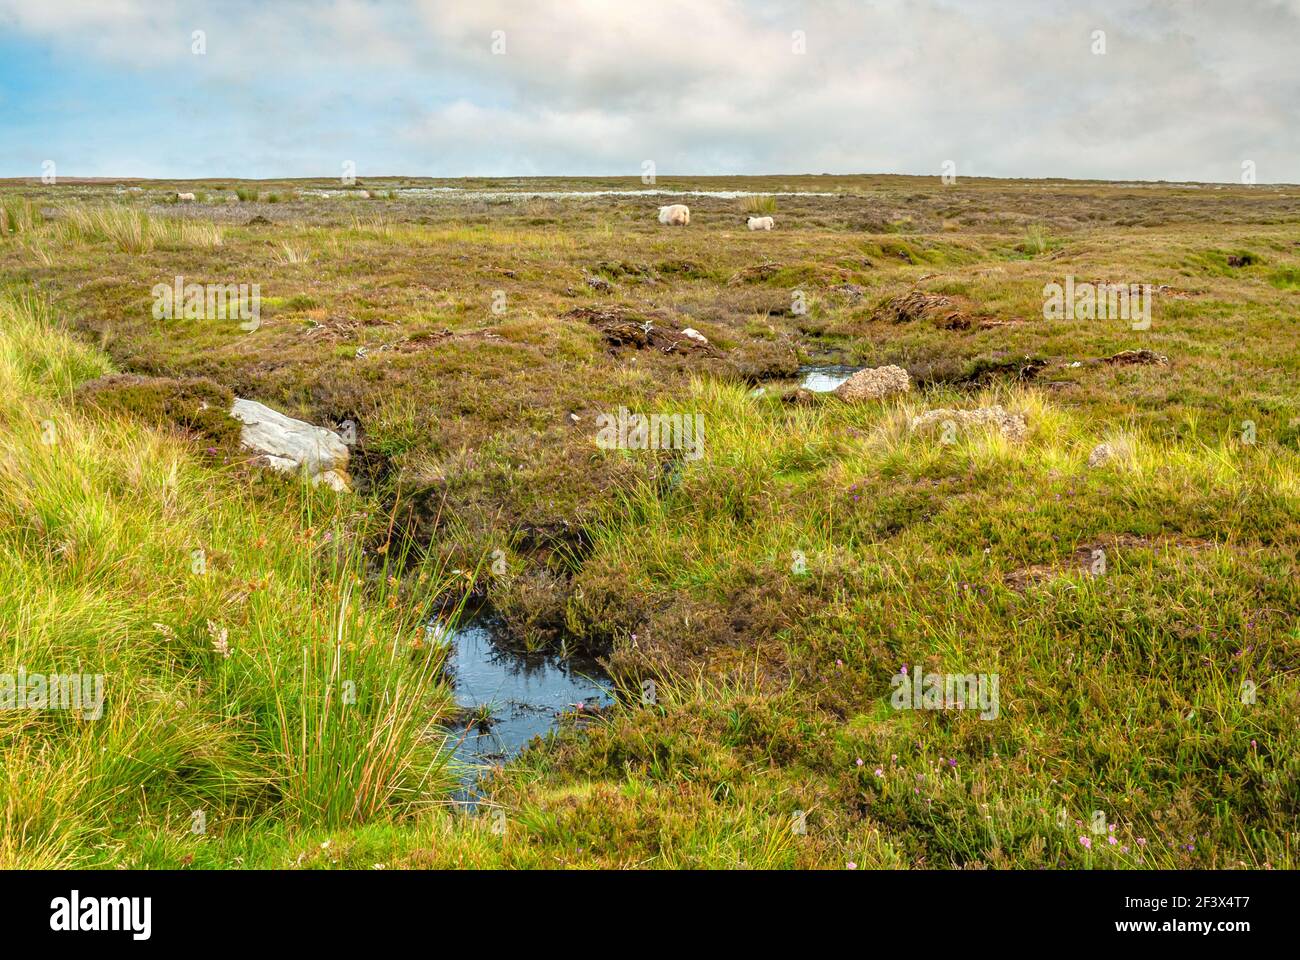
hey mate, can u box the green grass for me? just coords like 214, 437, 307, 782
0, 197, 42, 236
1269, 267, 1300, 290
564, 377, 1300, 867
1016, 224, 1059, 256
1, 174, 1299, 868
0, 294, 462, 866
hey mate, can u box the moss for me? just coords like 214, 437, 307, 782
75, 373, 241, 448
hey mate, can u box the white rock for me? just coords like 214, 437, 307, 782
230, 398, 350, 485
313, 469, 350, 492
681, 328, 708, 344
259, 454, 300, 473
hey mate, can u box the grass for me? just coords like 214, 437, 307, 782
173, 220, 224, 248
566, 377, 1300, 867
0, 293, 463, 866
741, 194, 778, 215
273, 240, 312, 264
1017, 224, 1057, 256
1, 173, 1298, 868
51, 206, 222, 253
0, 197, 42, 236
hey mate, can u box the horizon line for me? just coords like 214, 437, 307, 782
1, 173, 1295, 188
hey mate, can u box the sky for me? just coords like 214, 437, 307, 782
1, 0, 1298, 182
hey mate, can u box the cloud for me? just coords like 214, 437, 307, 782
1, 0, 1297, 180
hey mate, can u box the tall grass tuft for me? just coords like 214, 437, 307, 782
273, 241, 313, 264
1019, 224, 1056, 256
0, 198, 43, 236
0, 293, 461, 865
57, 206, 155, 253
54, 206, 223, 251
740, 195, 778, 215
172, 220, 224, 248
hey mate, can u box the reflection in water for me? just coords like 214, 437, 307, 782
799, 364, 861, 392
437, 616, 610, 802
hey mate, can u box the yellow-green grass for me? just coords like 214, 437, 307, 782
560, 377, 1300, 867
0, 294, 459, 867
2, 175, 1300, 868
48, 205, 223, 253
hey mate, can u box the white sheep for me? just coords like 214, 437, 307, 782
746, 216, 774, 231
657, 203, 690, 226
176, 192, 197, 203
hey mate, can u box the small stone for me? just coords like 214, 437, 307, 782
1088, 439, 1130, 468
681, 328, 708, 344
1088, 443, 1114, 467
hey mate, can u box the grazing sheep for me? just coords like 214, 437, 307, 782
658, 203, 690, 226
746, 216, 775, 231
176, 192, 197, 203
